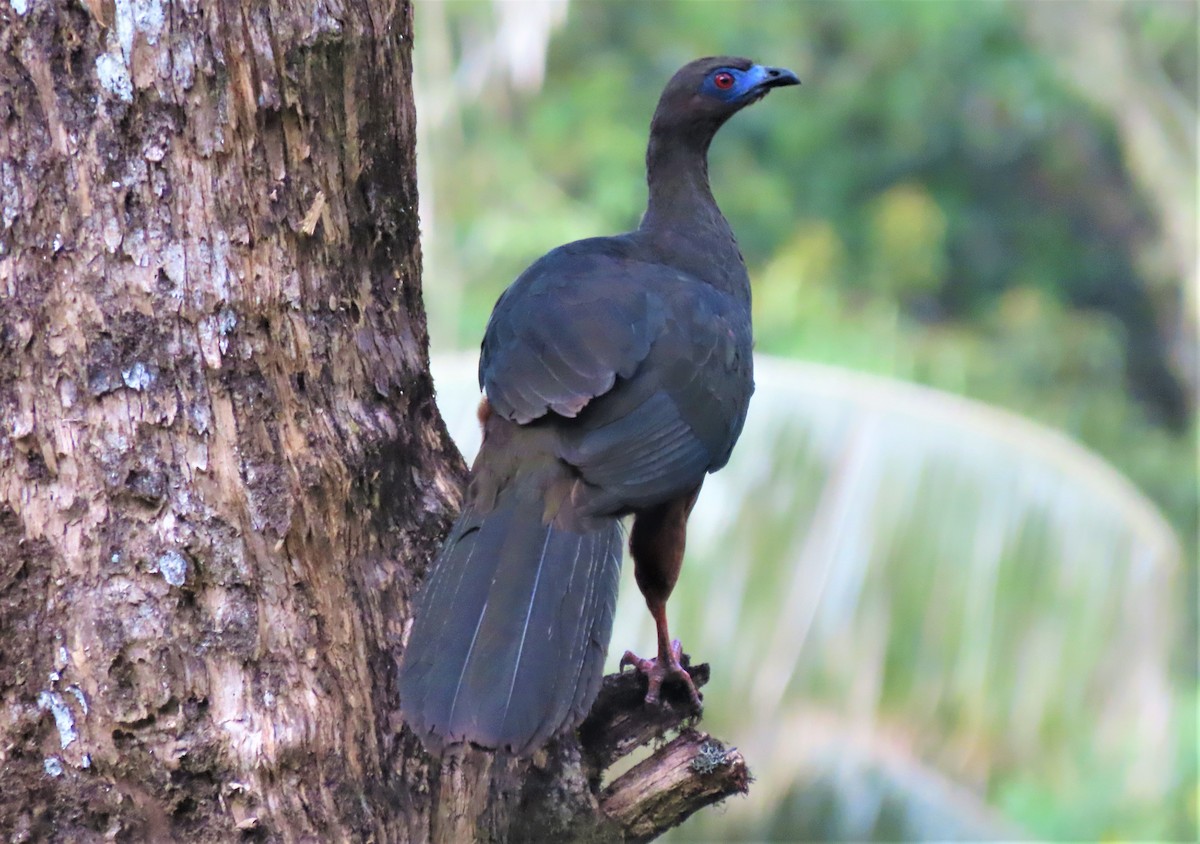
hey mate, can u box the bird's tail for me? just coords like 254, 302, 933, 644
398, 471, 623, 754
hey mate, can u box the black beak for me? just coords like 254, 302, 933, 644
756, 66, 801, 91
740, 64, 800, 105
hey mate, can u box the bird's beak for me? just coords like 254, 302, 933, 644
742, 64, 801, 104
752, 65, 801, 92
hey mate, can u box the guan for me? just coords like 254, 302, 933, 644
400, 56, 800, 754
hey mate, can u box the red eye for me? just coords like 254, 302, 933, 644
713, 71, 735, 90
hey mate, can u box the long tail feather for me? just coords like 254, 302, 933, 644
399, 477, 622, 754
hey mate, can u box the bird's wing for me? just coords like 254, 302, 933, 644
559, 283, 754, 512
479, 240, 667, 425
480, 238, 753, 512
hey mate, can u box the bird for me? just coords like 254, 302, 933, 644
399, 56, 799, 755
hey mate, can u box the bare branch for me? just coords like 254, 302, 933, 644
601, 729, 750, 843
511, 656, 751, 842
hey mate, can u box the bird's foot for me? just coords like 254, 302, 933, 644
620, 639, 703, 710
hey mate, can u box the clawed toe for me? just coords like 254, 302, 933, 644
620, 639, 703, 709
619, 649, 653, 674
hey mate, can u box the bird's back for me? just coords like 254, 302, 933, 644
479, 231, 753, 517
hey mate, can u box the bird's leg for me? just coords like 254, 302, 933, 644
620, 600, 700, 708
620, 486, 703, 709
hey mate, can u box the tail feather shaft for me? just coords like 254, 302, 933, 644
399, 476, 622, 754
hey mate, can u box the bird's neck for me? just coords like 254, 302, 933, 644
641, 131, 723, 232
639, 129, 748, 298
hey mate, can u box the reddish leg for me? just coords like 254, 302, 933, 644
619, 486, 703, 709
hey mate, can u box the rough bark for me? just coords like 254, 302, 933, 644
1, 0, 458, 837
0, 1, 749, 840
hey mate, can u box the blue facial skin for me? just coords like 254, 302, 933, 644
701, 64, 801, 105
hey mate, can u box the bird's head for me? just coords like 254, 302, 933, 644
651, 56, 800, 137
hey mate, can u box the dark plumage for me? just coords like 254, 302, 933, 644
400, 56, 799, 754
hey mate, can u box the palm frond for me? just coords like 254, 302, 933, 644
430, 352, 1184, 838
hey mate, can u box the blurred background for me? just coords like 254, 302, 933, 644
411, 1, 1197, 840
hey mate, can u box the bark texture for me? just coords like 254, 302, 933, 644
0, 2, 751, 839
0, 0, 461, 838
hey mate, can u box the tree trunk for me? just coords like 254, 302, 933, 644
0, 2, 749, 840
1, 0, 460, 837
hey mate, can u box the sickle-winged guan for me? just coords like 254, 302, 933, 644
400, 56, 799, 754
